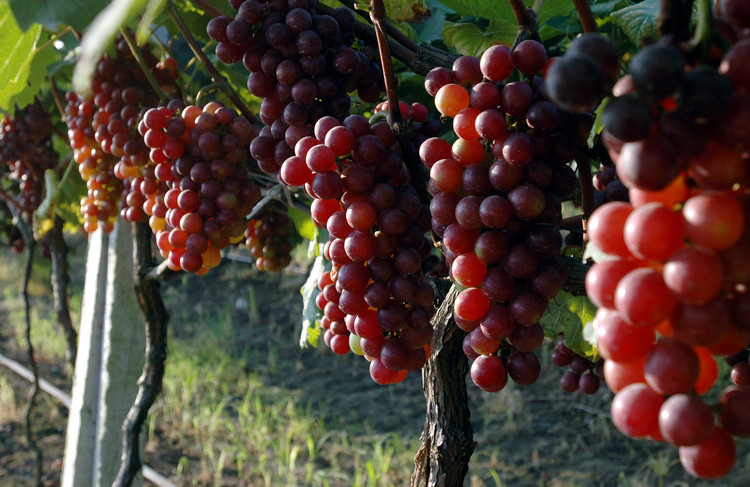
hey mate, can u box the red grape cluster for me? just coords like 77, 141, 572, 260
0, 103, 58, 216
582, 38, 750, 480
286, 111, 436, 385
91, 40, 178, 224
552, 336, 603, 394
209, 0, 384, 174
66, 37, 178, 232
244, 202, 294, 271
65, 91, 122, 233
543, 28, 749, 478
140, 101, 262, 273
421, 40, 585, 393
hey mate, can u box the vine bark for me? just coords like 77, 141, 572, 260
411, 285, 476, 487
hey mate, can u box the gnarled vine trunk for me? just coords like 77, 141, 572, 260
412, 286, 475, 487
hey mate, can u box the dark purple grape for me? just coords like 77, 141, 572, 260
629, 43, 685, 98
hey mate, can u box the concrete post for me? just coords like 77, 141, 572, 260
61, 220, 145, 487
95, 220, 144, 486
61, 229, 108, 487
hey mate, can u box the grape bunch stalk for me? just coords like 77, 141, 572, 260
421, 39, 589, 392
551, 28, 750, 479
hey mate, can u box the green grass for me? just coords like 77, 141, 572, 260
146, 304, 417, 487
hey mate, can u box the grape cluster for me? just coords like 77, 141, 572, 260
0, 103, 59, 215
66, 37, 178, 232
552, 336, 603, 394
244, 202, 294, 270
209, 0, 384, 174
421, 40, 585, 392
139, 100, 262, 274
283, 109, 436, 385
582, 36, 750, 479
65, 92, 122, 233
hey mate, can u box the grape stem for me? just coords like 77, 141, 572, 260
190, 0, 224, 18
337, 0, 419, 52
34, 25, 73, 53
685, 0, 713, 52
119, 28, 170, 101
0, 187, 23, 214
577, 152, 595, 245
509, 0, 541, 46
369, 0, 431, 205
3, 200, 43, 485
48, 214, 78, 369
48, 75, 67, 119
572, 0, 598, 34
166, 2, 259, 123
22, 235, 43, 487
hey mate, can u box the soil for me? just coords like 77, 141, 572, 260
1, 251, 749, 487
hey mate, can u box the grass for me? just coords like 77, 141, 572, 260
146, 300, 417, 487
0, 374, 18, 423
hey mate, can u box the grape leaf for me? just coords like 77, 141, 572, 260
442, 23, 495, 56
412, 2, 447, 43
137, 0, 169, 44
299, 255, 329, 348
611, 0, 660, 46
72, 0, 149, 95
384, 0, 431, 23
288, 205, 317, 242
591, 0, 631, 18
0, 5, 45, 113
537, 0, 575, 25
437, 0, 515, 22
12, 35, 59, 111
540, 290, 599, 358
8, 0, 109, 31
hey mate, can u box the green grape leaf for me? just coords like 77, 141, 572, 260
137, 0, 169, 44
537, 0, 575, 25
72, 0, 149, 95
299, 255, 329, 348
288, 205, 316, 242
437, 0, 515, 22
582, 240, 618, 263
412, 3, 446, 43
442, 23, 495, 56
8, 0, 109, 31
540, 290, 599, 358
591, 0, 631, 19
611, 0, 660, 46
384, 0, 431, 23
0, 5, 45, 113
12, 35, 59, 111
33, 169, 60, 224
